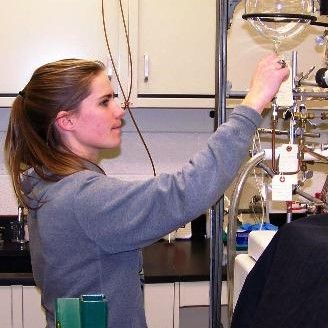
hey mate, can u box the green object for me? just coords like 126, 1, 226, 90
80, 295, 107, 328
55, 294, 107, 328
55, 298, 81, 328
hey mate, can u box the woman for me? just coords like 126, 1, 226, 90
5, 54, 288, 327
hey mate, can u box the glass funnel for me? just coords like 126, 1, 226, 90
243, 0, 317, 52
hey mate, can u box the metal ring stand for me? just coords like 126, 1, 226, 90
211, 2, 326, 328
242, 13, 317, 23
217, 4, 324, 328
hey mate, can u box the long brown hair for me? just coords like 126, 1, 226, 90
4, 58, 105, 208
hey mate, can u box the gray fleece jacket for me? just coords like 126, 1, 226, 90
24, 106, 261, 328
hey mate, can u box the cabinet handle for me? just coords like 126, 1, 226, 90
144, 54, 149, 82
107, 56, 113, 81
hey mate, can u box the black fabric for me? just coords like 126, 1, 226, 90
320, 0, 328, 15
232, 214, 328, 328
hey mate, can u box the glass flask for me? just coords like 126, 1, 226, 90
243, 0, 316, 52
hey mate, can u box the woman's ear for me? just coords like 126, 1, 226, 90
55, 111, 76, 131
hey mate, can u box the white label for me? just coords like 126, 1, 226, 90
272, 174, 294, 201
278, 144, 299, 173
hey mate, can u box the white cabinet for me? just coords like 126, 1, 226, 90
22, 286, 46, 328
0, 286, 12, 328
179, 281, 210, 307
0, 0, 122, 107
11, 285, 24, 328
0, 286, 45, 328
1, 0, 217, 109
0, 285, 25, 328
128, 0, 216, 108
2, 282, 226, 328
179, 281, 227, 307
2, 284, 176, 328
144, 283, 175, 328
144, 281, 227, 328
1, 1, 326, 109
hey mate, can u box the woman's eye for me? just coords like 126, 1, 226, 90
100, 99, 109, 106
99, 93, 114, 107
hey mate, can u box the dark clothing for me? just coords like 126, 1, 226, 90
232, 214, 328, 328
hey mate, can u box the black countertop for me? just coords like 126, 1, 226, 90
143, 239, 213, 283
0, 238, 224, 286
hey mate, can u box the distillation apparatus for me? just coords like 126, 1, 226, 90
222, 0, 328, 325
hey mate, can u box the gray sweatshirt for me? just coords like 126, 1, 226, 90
24, 106, 261, 328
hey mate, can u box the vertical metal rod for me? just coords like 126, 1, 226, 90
290, 50, 298, 144
227, 152, 266, 325
292, 50, 298, 90
209, 0, 228, 327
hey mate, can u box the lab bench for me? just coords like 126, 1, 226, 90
0, 238, 227, 328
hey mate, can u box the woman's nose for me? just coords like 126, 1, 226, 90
116, 101, 125, 118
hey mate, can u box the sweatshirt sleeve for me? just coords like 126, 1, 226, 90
73, 105, 261, 253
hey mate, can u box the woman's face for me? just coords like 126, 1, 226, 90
68, 71, 125, 161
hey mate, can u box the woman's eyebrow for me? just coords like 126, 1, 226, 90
98, 92, 114, 100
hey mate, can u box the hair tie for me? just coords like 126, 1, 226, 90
18, 91, 25, 97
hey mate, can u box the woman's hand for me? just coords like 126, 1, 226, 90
242, 54, 290, 114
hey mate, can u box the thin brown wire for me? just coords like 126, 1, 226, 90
118, 0, 133, 102
101, 0, 126, 101
101, 0, 156, 176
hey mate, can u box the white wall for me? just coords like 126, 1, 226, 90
0, 106, 213, 215
3, 103, 328, 217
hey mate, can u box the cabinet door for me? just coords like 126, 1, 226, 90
0, 286, 12, 328
22, 286, 46, 328
179, 280, 227, 307
129, 0, 216, 108
144, 283, 175, 328
0, 285, 25, 328
12, 285, 24, 328
0, 0, 121, 107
